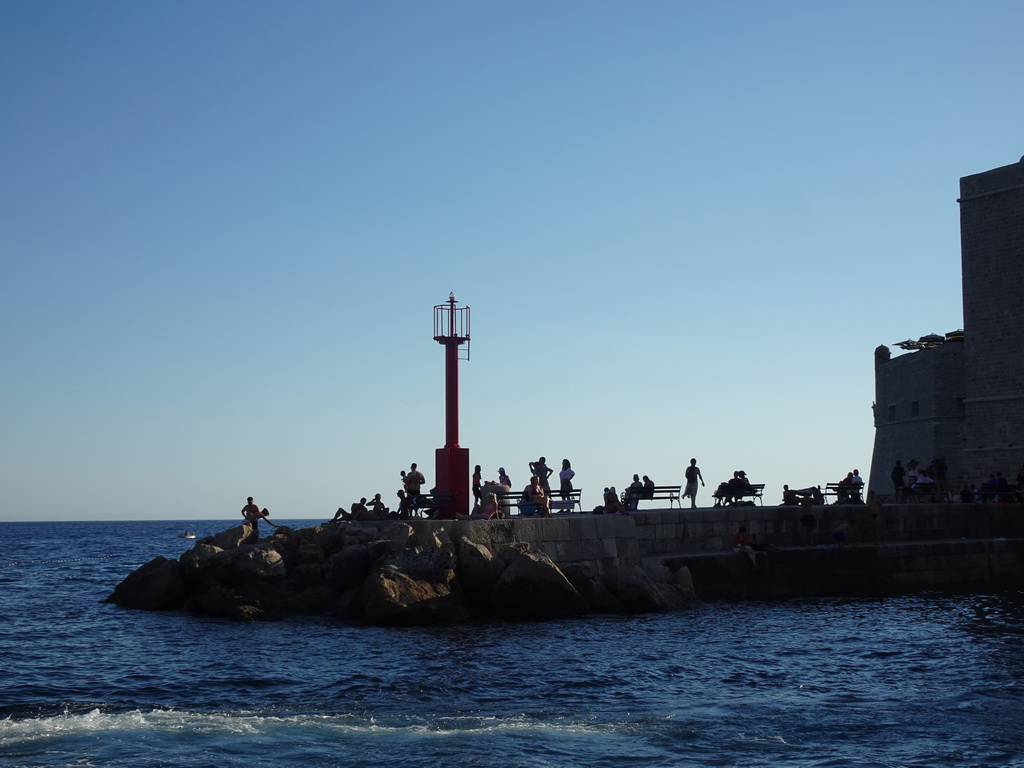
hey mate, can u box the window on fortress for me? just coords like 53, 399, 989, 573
911, 401, 920, 417
887, 404, 896, 421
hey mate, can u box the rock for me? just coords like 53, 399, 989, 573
456, 538, 506, 606
181, 542, 221, 566
604, 566, 701, 613
201, 525, 256, 551
109, 520, 700, 625
290, 562, 327, 587
495, 541, 531, 567
561, 562, 629, 614
310, 523, 349, 556
295, 542, 326, 566
333, 585, 363, 619
360, 566, 471, 626
368, 523, 414, 558
187, 582, 275, 621
106, 556, 188, 610
207, 544, 286, 587
265, 581, 340, 615
326, 544, 373, 591
490, 551, 590, 620
375, 545, 457, 584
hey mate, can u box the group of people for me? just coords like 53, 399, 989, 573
835, 470, 866, 503
957, 467, 1024, 504
890, 458, 946, 501
623, 474, 656, 510
712, 470, 755, 507
509, 457, 576, 517
891, 457, 1024, 504
311, 455, 712, 522
240, 497, 278, 532
330, 493, 392, 522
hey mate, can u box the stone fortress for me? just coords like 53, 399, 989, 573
868, 157, 1024, 495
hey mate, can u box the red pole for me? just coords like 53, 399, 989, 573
445, 338, 460, 447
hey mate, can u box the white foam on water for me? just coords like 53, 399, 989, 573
0, 707, 627, 748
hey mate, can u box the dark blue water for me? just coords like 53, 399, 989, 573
2, 520, 1023, 767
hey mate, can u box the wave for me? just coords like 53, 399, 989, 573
0, 706, 657, 746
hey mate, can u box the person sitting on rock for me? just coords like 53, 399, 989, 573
395, 490, 414, 518
367, 493, 388, 518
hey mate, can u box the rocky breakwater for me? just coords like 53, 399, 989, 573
106, 521, 701, 625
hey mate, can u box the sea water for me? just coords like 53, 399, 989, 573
1, 520, 1023, 768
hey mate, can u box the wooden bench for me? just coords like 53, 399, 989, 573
712, 484, 765, 507
620, 485, 682, 509
411, 492, 454, 518
500, 489, 582, 515
823, 483, 865, 504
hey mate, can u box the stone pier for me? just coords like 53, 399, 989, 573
421, 503, 1024, 599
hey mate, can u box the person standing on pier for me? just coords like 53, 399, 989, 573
402, 463, 426, 498
559, 459, 575, 507
890, 459, 905, 499
529, 456, 553, 496
682, 458, 705, 508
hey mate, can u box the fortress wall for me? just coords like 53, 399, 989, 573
868, 342, 967, 494
955, 160, 1024, 482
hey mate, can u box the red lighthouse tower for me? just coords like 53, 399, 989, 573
433, 293, 470, 518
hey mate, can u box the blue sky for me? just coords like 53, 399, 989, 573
2, 1, 1021, 521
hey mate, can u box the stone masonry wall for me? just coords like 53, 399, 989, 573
420, 503, 1024, 568
959, 159, 1024, 483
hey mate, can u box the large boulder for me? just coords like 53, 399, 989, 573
326, 544, 373, 591
187, 582, 276, 621
178, 542, 227, 592
560, 561, 629, 614
376, 545, 458, 585
456, 538, 506, 606
604, 565, 701, 613
360, 566, 471, 626
203, 544, 287, 587
294, 542, 326, 566
368, 523, 414, 559
106, 556, 188, 610
263, 581, 340, 615
490, 551, 590, 620
201, 525, 257, 551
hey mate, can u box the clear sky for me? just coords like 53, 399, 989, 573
2, 1, 1022, 522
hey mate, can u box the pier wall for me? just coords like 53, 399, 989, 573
411, 503, 1024, 598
